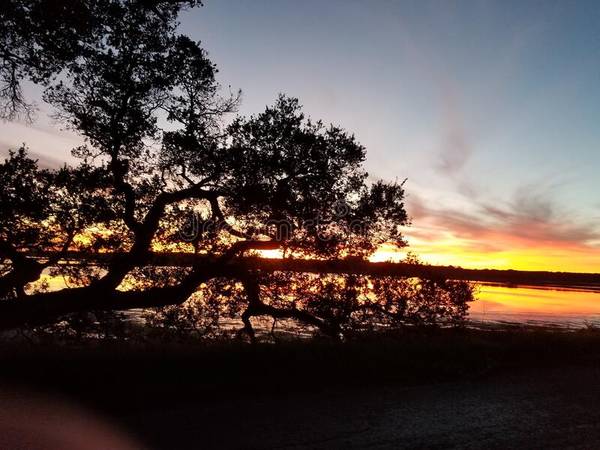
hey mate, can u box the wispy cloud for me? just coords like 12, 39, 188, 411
410, 189, 600, 249
434, 88, 473, 175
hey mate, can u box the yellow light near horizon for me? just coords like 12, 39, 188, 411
386, 226, 600, 273
253, 232, 600, 274
256, 249, 285, 259
62, 219, 600, 273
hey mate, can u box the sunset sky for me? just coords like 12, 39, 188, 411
2, 0, 600, 272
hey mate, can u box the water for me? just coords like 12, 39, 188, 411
469, 283, 600, 329
39, 272, 600, 330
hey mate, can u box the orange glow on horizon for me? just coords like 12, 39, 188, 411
253, 227, 600, 274
370, 225, 600, 273
70, 221, 600, 274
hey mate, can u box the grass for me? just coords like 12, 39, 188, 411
2, 327, 600, 414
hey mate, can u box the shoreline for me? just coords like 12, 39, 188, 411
28, 251, 600, 289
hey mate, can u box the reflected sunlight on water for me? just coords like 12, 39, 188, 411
470, 284, 600, 328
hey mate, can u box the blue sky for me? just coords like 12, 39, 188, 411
2, 0, 600, 269
182, 0, 600, 207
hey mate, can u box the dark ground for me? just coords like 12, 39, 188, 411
120, 366, 600, 449
2, 329, 600, 449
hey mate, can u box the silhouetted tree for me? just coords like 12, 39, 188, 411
0, 0, 472, 340
0, 0, 199, 120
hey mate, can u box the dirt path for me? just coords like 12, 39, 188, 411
119, 366, 600, 449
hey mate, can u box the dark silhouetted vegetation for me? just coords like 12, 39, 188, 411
0, 0, 473, 342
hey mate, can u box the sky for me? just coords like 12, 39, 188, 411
2, 0, 600, 272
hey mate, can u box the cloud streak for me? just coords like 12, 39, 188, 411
410, 193, 600, 249
434, 88, 473, 175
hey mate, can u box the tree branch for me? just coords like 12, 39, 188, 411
238, 274, 338, 340
0, 261, 230, 330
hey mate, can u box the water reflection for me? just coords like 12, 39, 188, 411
470, 283, 600, 328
